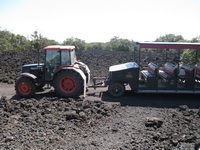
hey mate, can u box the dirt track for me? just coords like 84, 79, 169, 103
0, 49, 200, 149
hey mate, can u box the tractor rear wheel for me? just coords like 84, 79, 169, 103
108, 82, 125, 97
53, 70, 83, 97
15, 77, 36, 98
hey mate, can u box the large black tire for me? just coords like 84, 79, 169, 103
53, 70, 84, 97
15, 77, 36, 98
108, 82, 125, 97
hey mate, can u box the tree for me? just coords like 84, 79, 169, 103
0, 38, 13, 51
11, 34, 31, 50
180, 37, 200, 65
0, 29, 61, 51
180, 49, 197, 65
0, 29, 30, 51
109, 36, 134, 51
155, 34, 184, 42
86, 42, 103, 51
191, 37, 200, 43
63, 37, 86, 51
154, 34, 186, 53
30, 31, 59, 50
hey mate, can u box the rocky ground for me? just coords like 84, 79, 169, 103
0, 49, 200, 149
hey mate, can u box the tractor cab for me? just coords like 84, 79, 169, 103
44, 45, 77, 81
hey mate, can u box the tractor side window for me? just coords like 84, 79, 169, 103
61, 50, 71, 65
46, 50, 60, 65
71, 50, 77, 64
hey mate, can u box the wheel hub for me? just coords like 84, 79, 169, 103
18, 82, 31, 95
60, 77, 76, 93
109, 82, 125, 97
113, 86, 121, 94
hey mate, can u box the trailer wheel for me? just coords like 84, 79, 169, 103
108, 82, 125, 97
53, 70, 83, 97
15, 77, 36, 98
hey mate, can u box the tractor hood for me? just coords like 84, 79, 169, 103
109, 62, 139, 72
23, 63, 44, 67
22, 63, 44, 73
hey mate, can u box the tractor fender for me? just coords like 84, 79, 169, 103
75, 61, 90, 74
75, 61, 90, 85
18, 73, 37, 80
55, 67, 87, 97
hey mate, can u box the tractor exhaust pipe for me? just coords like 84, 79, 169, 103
34, 42, 40, 65
37, 43, 40, 65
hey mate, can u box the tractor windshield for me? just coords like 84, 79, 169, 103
46, 50, 60, 65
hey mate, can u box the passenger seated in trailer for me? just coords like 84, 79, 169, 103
159, 63, 177, 82
141, 62, 158, 79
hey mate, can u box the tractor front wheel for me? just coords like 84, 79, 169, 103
15, 77, 36, 98
108, 82, 125, 97
53, 70, 83, 97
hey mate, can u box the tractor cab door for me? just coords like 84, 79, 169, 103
45, 50, 72, 81
45, 50, 61, 81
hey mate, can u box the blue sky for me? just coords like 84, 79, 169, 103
0, 0, 24, 13
0, 0, 200, 42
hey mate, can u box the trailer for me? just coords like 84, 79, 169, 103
93, 42, 200, 97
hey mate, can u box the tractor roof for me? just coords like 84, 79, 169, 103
135, 42, 200, 49
44, 45, 75, 50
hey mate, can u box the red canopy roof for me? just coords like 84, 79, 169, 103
135, 42, 200, 49
44, 45, 75, 50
